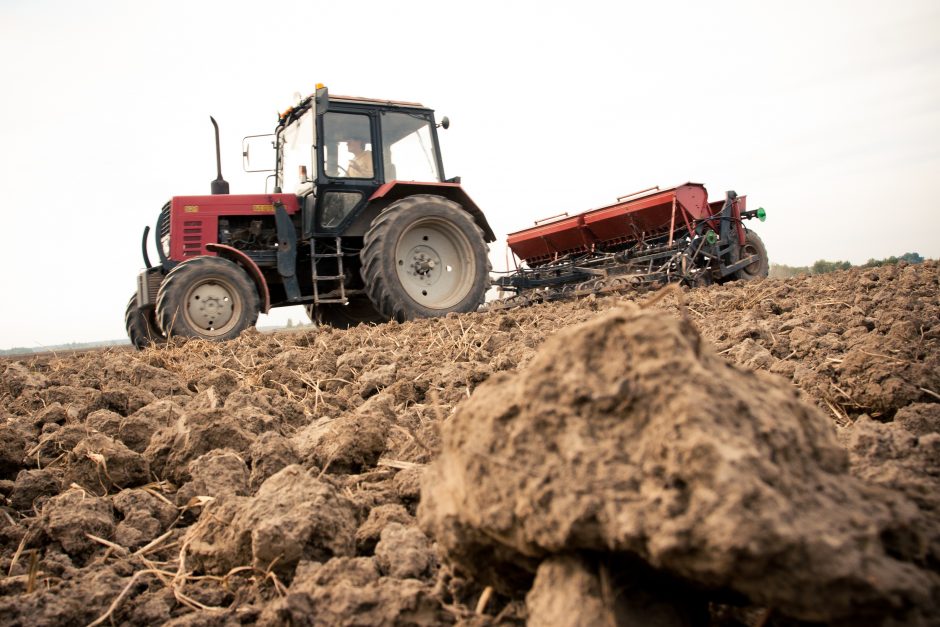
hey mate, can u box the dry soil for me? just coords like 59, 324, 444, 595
0, 261, 937, 626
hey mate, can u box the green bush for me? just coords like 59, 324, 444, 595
769, 253, 923, 279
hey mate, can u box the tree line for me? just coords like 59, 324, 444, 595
769, 252, 925, 279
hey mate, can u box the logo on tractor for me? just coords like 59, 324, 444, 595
184, 205, 199, 213
252, 204, 275, 213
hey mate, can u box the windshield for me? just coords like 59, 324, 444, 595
278, 109, 315, 193
380, 111, 441, 182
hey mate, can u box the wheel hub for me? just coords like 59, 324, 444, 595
394, 217, 476, 310
186, 282, 234, 331
409, 248, 442, 282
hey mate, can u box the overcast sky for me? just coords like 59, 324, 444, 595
1, 0, 938, 350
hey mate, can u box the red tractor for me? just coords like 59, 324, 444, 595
127, 86, 495, 348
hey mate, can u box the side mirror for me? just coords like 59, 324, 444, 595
242, 134, 276, 172
439, 116, 450, 130
315, 85, 329, 116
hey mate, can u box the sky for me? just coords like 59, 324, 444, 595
0, 0, 938, 350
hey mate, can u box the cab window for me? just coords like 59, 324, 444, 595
380, 111, 441, 182
322, 112, 374, 179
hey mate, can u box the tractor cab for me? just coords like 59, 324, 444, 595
262, 87, 450, 239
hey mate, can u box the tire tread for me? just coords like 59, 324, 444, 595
360, 195, 490, 322
155, 256, 260, 340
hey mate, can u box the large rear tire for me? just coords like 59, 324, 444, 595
155, 256, 260, 341
125, 295, 166, 350
305, 296, 389, 329
732, 230, 769, 281
360, 195, 490, 322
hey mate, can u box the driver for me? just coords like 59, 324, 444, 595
346, 138, 373, 178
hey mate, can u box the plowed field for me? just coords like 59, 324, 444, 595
1, 261, 937, 626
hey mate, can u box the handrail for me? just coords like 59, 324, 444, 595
534, 212, 569, 225
617, 185, 660, 202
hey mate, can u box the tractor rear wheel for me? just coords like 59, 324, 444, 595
125, 295, 166, 349
733, 230, 769, 280
305, 296, 388, 329
155, 256, 260, 341
361, 195, 489, 322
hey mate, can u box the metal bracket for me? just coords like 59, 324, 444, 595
719, 254, 758, 277
274, 203, 301, 301
572, 266, 610, 277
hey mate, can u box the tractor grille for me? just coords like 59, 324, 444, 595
156, 202, 171, 261
158, 203, 171, 239
182, 220, 203, 257
137, 267, 165, 307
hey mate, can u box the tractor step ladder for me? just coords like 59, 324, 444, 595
310, 237, 348, 304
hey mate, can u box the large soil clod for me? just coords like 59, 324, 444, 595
62, 432, 150, 494
420, 304, 939, 625
39, 489, 115, 560
183, 464, 358, 579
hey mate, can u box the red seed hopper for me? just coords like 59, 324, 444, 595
507, 183, 746, 267
493, 182, 768, 302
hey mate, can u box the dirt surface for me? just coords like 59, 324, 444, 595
0, 261, 937, 626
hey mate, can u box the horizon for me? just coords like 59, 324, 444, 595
1, 255, 928, 355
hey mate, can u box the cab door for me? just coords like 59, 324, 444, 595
314, 110, 381, 234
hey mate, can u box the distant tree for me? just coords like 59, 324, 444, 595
772, 255, 926, 277
811, 259, 852, 275
864, 252, 922, 267
286, 318, 294, 328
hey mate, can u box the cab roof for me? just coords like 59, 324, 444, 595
329, 94, 426, 109
278, 89, 431, 128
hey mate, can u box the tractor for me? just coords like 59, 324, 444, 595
126, 85, 495, 348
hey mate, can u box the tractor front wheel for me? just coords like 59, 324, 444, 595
732, 230, 769, 281
155, 256, 260, 341
360, 195, 489, 322
125, 294, 166, 350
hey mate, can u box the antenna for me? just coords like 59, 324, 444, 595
210, 116, 230, 195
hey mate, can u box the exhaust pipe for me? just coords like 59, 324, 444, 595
210, 116, 229, 195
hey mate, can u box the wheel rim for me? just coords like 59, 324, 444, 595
182, 278, 242, 336
741, 242, 762, 275
394, 217, 476, 309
